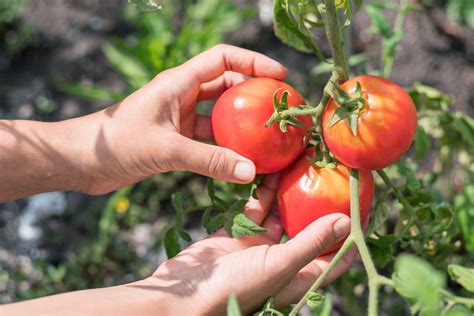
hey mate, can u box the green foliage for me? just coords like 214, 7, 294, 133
0, 0, 35, 57
448, 264, 474, 293
455, 184, 474, 253
203, 179, 267, 238
59, 0, 253, 100
393, 254, 446, 315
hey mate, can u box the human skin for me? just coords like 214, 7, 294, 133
0, 45, 356, 315
0, 44, 290, 202
2, 174, 354, 315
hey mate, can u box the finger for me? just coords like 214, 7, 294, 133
262, 210, 284, 243
180, 44, 288, 84
266, 214, 351, 276
194, 115, 213, 141
242, 173, 281, 225
273, 247, 358, 306
169, 133, 256, 183
198, 72, 248, 102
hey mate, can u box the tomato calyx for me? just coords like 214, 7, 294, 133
327, 81, 366, 136
265, 89, 311, 133
306, 144, 337, 169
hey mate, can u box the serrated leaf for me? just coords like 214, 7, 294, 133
392, 254, 445, 314
227, 293, 242, 316
164, 227, 181, 258
306, 291, 324, 309
367, 235, 396, 268
327, 106, 351, 129
273, 0, 326, 61
448, 265, 474, 293
229, 213, 268, 238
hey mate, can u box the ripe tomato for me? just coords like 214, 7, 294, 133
211, 78, 312, 174
277, 148, 374, 253
322, 75, 417, 170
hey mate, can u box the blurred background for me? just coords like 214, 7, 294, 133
0, 0, 473, 313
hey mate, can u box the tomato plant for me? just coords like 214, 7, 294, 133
277, 148, 374, 253
322, 75, 417, 170
211, 77, 312, 174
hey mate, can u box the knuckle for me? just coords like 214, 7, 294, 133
310, 234, 327, 256
208, 149, 228, 177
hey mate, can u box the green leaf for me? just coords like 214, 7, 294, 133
171, 192, 194, 213
227, 293, 242, 316
273, 0, 326, 61
444, 304, 473, 316
102, 42, 151, 89
46, 265, 66, 283
392, 254, 445, 314
448, 264, 474, 293
366, 4, 392, 38
455, 184, 474, 253
367, 204, 390, 236
164, 226, 181, 258
178, 229, 192, 242
367, 235, 396, 268
414, 126, 430, 160
306, 291, 324, 309
205, 213, 226, 234
228, 213, 268, 238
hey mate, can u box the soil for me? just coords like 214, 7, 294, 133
0, 0, 473, 307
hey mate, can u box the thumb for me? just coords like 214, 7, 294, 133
171, 134, 256, 183
267, 214, 351, 275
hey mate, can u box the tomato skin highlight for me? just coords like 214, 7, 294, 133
322, 75, 417, 170
211, 78, 313, 174
277, 148, 374, 254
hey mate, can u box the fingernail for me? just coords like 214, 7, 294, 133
234, 161, 255, 182
334, 215, 351, 240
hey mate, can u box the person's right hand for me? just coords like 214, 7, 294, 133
144, 173, 356, 315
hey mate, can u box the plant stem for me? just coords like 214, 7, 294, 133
289, 235, 355, 316
376, 169, 422, 233
441, 289, 474, 308
349, 170, 377, 316
323, 0, 349, 81
383, 0, 408, 79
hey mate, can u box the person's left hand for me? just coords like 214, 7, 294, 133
142, 173, 356, 315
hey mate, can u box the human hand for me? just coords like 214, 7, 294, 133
145, 173, 356, 315
68, 44, 288, 195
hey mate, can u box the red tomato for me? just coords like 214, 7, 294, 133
322, 75, 417, 170
211, 78, 312, 174
277, 148, 374, 253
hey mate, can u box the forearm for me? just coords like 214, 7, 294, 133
1, 279, 169, 316
0, 118, 94, 201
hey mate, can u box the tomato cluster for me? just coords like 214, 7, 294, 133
211, 76, 417, 253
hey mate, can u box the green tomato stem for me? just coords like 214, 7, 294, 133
289, 235, 355, 316
376, 169, 422, 234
